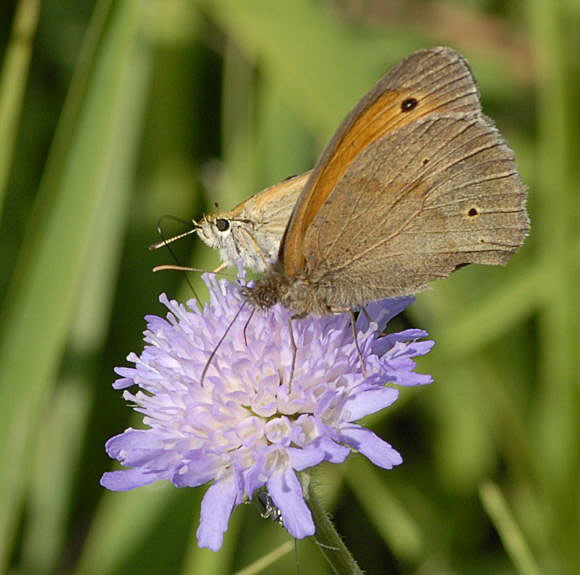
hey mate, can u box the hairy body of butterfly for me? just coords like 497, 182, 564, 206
243, 47, 529, 316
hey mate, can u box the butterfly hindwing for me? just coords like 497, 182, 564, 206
301, 114, 528, 306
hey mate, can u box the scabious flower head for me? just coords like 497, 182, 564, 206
101, 275, 433, 551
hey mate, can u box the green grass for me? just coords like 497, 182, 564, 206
0, 0, 577, 574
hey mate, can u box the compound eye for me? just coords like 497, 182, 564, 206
215, 218, 230, 232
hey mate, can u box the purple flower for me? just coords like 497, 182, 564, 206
101, 275, 433, 551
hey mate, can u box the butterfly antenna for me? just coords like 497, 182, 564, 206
151, 216, 201, 302
148, 227, 199, 251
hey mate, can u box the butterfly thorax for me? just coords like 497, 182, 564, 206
242, 270, 286, 311
243, 267, 334, 316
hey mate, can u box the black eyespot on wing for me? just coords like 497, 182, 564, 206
468, 208, 478, 217
215, 218, 230, 232
401, 97, 418, 112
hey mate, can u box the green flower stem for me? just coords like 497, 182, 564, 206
305, 476, 364, 575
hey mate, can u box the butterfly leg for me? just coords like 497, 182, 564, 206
212, 261, 228, 274
327, 306, 367, 375
242, 308, 256, 347
349, 309, 367, 377
287, 317, 297, 390
200, 302, 248, 384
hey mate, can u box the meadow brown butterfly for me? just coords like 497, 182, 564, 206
244, 46, 529, 315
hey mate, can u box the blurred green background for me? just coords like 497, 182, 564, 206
0, 0, 578, 574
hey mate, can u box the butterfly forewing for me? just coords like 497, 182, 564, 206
282, 46, 482, 276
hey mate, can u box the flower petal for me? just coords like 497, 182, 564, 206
172, 450, 224, 488
100, 468, 165, 490
267, 467, 314, 539
356, 297, 415, 332
340, 424, 402, 469
196, 476, 238, 551
288, 436, 350, 470
104, 429, 190, 477
344, 387, 399, 421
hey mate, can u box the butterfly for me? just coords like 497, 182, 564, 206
240, 47, 529, 315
